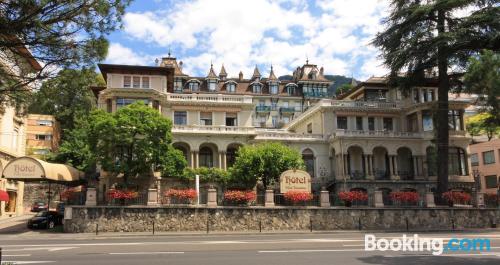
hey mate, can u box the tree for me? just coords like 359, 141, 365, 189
373, 0, 500, 200
53, 102, 186, 184
463, 50, 500, 120
29, 67, 104, 136
466, 112, 500, 141
0, 0, 130, 109
336, 83, 353, 96
230, 142, 304, 189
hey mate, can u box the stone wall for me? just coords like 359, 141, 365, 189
64, 206, 500, 233
23, 182, 67, 210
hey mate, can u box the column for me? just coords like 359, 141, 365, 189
218, 152, 223, 169
364, 155, 370, 179
343, 154, 349, 177
85, 187, 97, 206
389, 155, 395, 177
369, 155, 374, 177
195, 151, 199, 168
223, 151, 227, 170
413, 156, 419, 177
207, 188, 217, 207
147, 188, 158, 206
190, 151, 195, 168
422, 155, 429, 179
393, 155, 399, 178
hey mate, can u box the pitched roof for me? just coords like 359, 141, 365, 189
219, 64, 227, 77
252, 65, 261, 79
207, 63, 218, 79
268, 65, 278, 81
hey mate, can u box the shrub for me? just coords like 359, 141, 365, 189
284, 191, 313, 203
484, 193, 498, 206
181, 167, 231, 184
443, 191, 471, 204
106, 189, 138, 199
165, 188, 197, 200
223, 190, 256, 204
390, 191, 419, 204
338, 191, 368, 203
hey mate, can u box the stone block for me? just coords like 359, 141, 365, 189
425, 192, 436, 207
207, 188, 217, 206
374, 190, 384, 207
147, 188, 158, 206
475, 192, 485, 208
320, 190, 330, 207
265, 190, 275, 207
85, 187, 97, 206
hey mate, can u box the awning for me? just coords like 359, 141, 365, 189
2, 156, 83, 182
0, 190, 8, 202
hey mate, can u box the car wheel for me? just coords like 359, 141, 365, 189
48, 221, 55, 229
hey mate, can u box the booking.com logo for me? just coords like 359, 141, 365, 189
365, 234, 491, 255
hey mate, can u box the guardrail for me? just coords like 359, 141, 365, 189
173, 125, 256, 134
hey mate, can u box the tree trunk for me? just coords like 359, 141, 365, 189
436, 9, 449, 204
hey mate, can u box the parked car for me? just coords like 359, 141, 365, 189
31, 201, 48, 212
27, 211, 63, 229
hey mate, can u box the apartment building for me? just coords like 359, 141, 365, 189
470, 139, 500, 194
95, 55, 474, 198
25, 114, 60, 157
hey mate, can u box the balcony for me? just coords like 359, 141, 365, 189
172, 125, 256, 135
279, 107, 297, 115
256, 106, 271, 113
166, 93, 253, 105
333, 130, 423, 139
303, 91, 329, 98
255, 129, 325, 141
330, 100, 401, 110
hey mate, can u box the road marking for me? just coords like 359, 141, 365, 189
258, 249, 363, 253
2, 254, 32, 257
2, 262, 55, 264
3, 247, 78, 252
343, 244, 364, 247
109, 252, 185, 255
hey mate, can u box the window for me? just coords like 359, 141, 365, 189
142, 77, 150, 88
282, 116, 290, 124
413, 89, 420, 103
307, 123, 312, 134
368, 117, 375, 131
449, 147, 467, 175
383, 118, 393, 131
422, 111, 433, 131
253, 84, 262, 94
337, 116, 347, 130
302, 149, 315, 177
485, 175, 498, 189
356, 117, 363, 130
123, 76, 131, 88
199, 147, 213, 168
226, 83, 236, 93
470, 153, 479, 166
116, 98, 149, 109
200, 112, 212, 125
259, 100, 265, 106
422, 89, 428, 102
270, 83, 278, 94
272, 116, 278, 128
174, 111, 187, 125
226, 113, 237, 126
37, 120, 52, 126
271, 99, 278, 110
174, 78, 183, 92
35, 134, 52, 141
188, 82, 199, 91
448, 110, 463, 130
483, 150, 495, 165
132, 76, 141, 88
286, 85, 295, 95
33, 149, 49, 155
208, 80, 217, 91
407, 113, 418, 132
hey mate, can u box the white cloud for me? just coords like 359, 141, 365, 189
106, 43, 153, 65
112, 0, 391, 80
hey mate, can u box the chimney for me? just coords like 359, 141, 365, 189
320, 66, 324, 76
179, 61, 183, 71
239, 71, 243, 81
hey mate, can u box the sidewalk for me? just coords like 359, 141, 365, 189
0, 213, 34, 230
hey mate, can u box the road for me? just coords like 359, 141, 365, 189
1, 231, 499, 265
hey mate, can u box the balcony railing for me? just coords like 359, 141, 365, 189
166, 93, 253, 104
256, 106, 271, 112
303, 91, 329, 98
173, 125, 256, 135
330, 100, 401, 109
333, 130, 423, 138
279, 107, 297, 114
255, 130, 325, 141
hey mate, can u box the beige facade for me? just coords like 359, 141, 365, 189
470, 139, 500, 194
25, 114, 60, 158
95, 57, 475, 196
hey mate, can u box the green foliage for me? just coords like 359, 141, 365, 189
53, 102, 186, 183
464, 50, 500, 120
29, 67, 104, 136
0, 0, 131, 109
466, 112, 500, 141
336, 83, 354, 96
181, 167, 231, 184
231, 142, 305, 189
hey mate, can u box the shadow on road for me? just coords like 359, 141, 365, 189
0, 221, 29, 234
359, 255, 499, 265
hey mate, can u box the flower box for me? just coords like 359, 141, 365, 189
443, 191, 471, 206
338, 191, 368, 206
223, 190, 256, 206
283, 191, 313, 206
390, 191, 419, 206
164, 188, 197, 204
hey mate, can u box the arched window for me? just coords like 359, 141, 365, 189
269, 83, 278, 94
199, 147, 213, 168
302, 148, 315, 178
207, 80, 217, 92
226, 83, 236, 93
449, 147, 467, 175
188, 81, 199, 91
226, 145, 240, 167
253, 84, 262, 94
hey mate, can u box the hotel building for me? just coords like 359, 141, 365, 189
95, 55, 474, 200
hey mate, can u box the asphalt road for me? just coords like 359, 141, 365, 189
1, 231, 499, 265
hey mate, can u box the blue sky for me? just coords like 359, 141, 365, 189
105, 0, 390, 80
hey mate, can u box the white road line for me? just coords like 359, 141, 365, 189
343, 244, 365, 247
2, 254, 32, 257
258, 249, 363, 253
2, 262, 55, 264
109, 252, 185, 255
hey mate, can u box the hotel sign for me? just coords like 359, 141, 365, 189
3, 157, 45, 179
279, 169, 311, 193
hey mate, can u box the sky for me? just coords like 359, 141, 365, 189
104, 0, 391, 80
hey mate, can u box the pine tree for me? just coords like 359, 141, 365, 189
373, 0, 500, 201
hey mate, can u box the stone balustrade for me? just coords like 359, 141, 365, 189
333, 129, 423, 138
167, 93, 253, 104
172, 125, 256, 135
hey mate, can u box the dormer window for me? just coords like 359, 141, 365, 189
226, 83, 236, 93
189, 81, 199, 91
208, 80, 217, 92
270, 83, 278, 94
253, 84, 262, 94
285, 84, 297, 96
174, 78, 183, 92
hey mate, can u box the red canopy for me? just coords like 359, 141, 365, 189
0, 190, 9, 202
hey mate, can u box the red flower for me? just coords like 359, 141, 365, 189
443, 191, 471, 204
390, 191, 419, 203
224, 190, 256, 203
165, 189, 197, 200
107, 189, 138, 199
284, 191, 313, 203
338, 191, 368, 202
